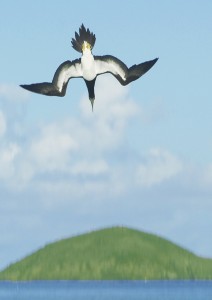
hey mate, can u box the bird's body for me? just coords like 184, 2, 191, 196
81, 47, 96, 81
20, 24, 158, 110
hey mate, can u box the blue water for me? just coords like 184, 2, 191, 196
0, 280, 212, 300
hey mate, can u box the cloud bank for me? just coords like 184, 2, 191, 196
0, 77, 212, 269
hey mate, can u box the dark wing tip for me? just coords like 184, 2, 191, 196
20, 84, 30, 91
148, 57, 159, 68
116, 56, 159, 86
20, 83, 65, 97
147, 57, 159, 69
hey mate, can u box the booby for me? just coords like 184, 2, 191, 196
20, 24, 158, 110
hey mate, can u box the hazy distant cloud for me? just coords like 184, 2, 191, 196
0, 142, 20, 180
79, 76, 139, 153
1, 80, 212, 268
200, 164, 212, 188
0, 110, 7, 137
0, 77, 138, 192
0, 84, 28, 102
80, 75, 138, 121
29, 123, 78, 172
72, 160, 109, 176
0, 84, 29, 142
136, 148, 183, 188
0, 104, 20, 181
140, 99, 167, 124
0, 78, 210, 204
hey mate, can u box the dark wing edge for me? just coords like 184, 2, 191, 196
20, 59, 82, 97
125, 58, 159, 85
20, 82, 64, 96
94, 55, 158, 86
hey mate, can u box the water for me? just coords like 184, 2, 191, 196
0, 280, 212, 300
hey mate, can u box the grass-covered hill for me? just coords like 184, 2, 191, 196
1, 226, 212, 280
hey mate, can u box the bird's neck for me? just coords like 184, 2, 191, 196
81, 49, 94, 68
82, 48, 93, 58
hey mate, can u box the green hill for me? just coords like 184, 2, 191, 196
1, 226, 212, 280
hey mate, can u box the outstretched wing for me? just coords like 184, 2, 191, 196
94, 55, 158, 86
20, 59, 82, 97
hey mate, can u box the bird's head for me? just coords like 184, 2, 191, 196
82, 41, 92, 53
71, 24, 96, 53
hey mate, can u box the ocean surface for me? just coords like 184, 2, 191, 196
0, 280, 212, 300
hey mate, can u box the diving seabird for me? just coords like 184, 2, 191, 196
20, 24, 158, 110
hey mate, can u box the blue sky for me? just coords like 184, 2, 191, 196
0, 0, 212, 269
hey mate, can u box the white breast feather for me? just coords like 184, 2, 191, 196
81, 52, 96, 81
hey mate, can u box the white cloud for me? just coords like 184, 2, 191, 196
0, 111, 7, 137
72, 160, 109, 176
1, 79, 212, 268
136, 148, 183, 188
29, 123, 78, 172
1, 77, 209, 206
0, 83, 29, 141
79, 76, 139, 151
0, 84, 28, 102
0, 143, 20, 180
80, 75, 138, 120
2, 77, 209, 203
0, 76, 138, 192
200, 163, 212, 188
0, 84, 28, 184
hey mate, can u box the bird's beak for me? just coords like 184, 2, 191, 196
90, 98, 95, 111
